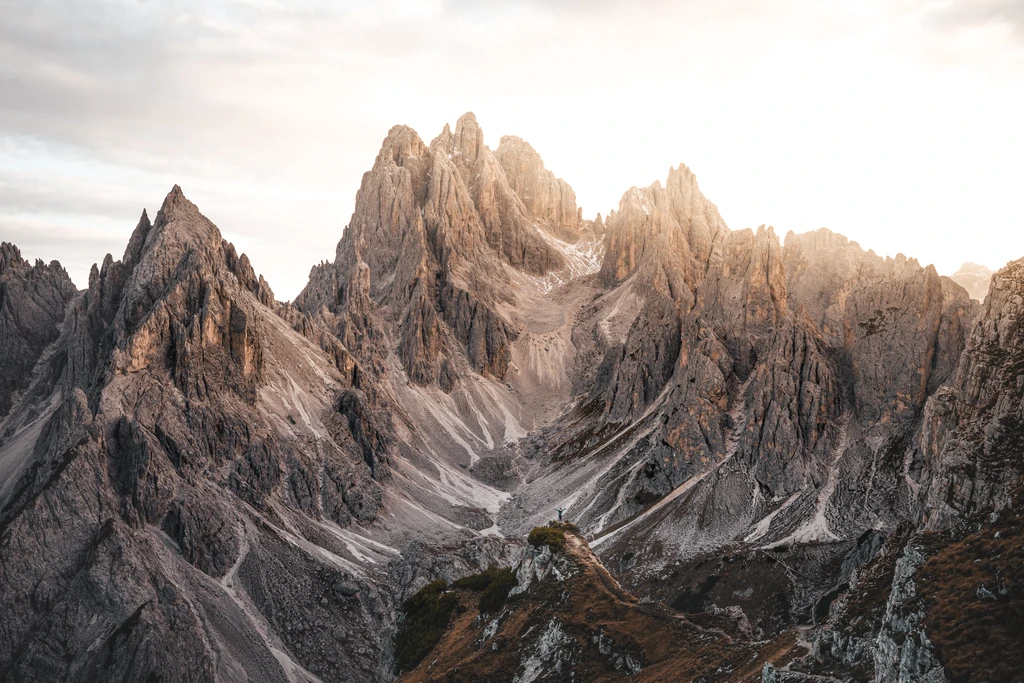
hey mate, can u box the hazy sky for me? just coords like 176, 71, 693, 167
2, 0, 1023, 299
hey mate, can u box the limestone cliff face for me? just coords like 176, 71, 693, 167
0, 243, 77, 417
774, 230, 977, 534
0, 188, 394, 682
296, 113, 580, 388
2, 115, 1021, 683
783, 229, 974, 422
495, 134, 582, 241
917, 257, 1024, 528
524, 176, 976, 639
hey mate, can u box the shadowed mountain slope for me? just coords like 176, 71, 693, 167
0, 113, 1020, 682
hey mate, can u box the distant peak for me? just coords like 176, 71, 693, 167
161, 184, 188, 210
953, 262, 994, 276
454, 112, 484, 161
1, 241, 25, 271
496, 135, 535, 155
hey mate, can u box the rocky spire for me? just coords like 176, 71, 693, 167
0, 242, 77, 417
495, 134, 582, 240
297, 113, 585, 388
918, 256, 1024, 527
949, 261, 994, 301
598, 163, 728, 289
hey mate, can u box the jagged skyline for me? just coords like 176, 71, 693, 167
2, 0, 1022, 299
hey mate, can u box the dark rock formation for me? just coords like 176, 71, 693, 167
917, 257, 1024, 528
0, 187, 393, 682
0, 242, 76, 417
2, 113, 1021, 683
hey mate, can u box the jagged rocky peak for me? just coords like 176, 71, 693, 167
429, 111, 567, 273
0, 241, 77, 417
0, 185, 394, 681
495, 133, 582, 240
296, 112, 591, 388
949, 260, 995, 301
599, 162, 729, 287
918, 256, 1024, 528
782, 227, 975, 419
0, 241, 25, 270
70, 184, 282, 403
451, 110, 485, 163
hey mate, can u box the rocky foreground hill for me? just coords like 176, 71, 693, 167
0, 113, 1021, 682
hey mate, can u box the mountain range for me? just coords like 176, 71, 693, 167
0, 112, 1020, 683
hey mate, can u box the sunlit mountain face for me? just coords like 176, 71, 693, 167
2, 3, 1022, 681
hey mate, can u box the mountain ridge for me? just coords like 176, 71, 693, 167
0, 112, 1019, 682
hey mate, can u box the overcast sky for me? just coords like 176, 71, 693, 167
2, 0, 1022, 299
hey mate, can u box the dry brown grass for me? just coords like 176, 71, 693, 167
916, 497, 1024, 683
397, 530, 800, 683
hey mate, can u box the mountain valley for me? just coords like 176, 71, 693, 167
1, 113, 1021, 683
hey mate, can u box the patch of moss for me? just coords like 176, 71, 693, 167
528, 525, 566, 551
394, 579, 459, 673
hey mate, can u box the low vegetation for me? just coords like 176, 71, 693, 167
453, 565, 518, 613
917, 497, 1024, 683
528, 525, 566, 551
394, 579, 460, 673
479, 569, 518, 613
452, 566, 507, 590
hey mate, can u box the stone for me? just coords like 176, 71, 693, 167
0, 242, 77, 417
2, 112, 1023, 683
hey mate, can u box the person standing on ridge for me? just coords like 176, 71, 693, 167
557, 507, 566, 522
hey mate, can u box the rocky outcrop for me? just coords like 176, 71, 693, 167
396, 528, 795, 683
917, 257, 1024, 528
762, 665, 841, 683
0, 188, 394, 682
495, 135, 582, 241
871, 543, 947, 683
0, 242, 76, 417
295, 113, 579, 388
4, 113, 1022, 683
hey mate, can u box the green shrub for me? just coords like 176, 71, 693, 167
394, 579, 459, 673
478, 568, 517, 613
528, 525, 566, 551
452, 566, 519, 613
452, 566, 507, 591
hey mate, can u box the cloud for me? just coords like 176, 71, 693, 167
931, 0, 1024, 37
1, 0, 1022, 299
